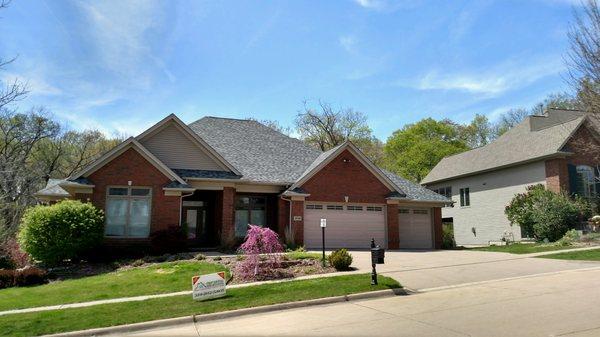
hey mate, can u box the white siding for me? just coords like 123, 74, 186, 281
427, 161, 547, 246
141, 123, 226, 171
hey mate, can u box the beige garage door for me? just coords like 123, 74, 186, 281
398, 208, 433, 249
304, 204, 386, 249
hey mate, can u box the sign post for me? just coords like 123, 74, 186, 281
192, 272, 226, 301
320, 218, 327, 266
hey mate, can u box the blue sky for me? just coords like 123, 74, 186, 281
0, 0, 580, 140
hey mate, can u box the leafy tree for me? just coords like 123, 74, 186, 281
384, 118, 470, 182
295, 100, 383, 163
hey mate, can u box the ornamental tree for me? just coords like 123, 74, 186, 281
235, 225, 284, 281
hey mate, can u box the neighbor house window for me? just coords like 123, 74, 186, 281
105, 187, 152, 238
576, 165, 597, 198
432, 186, 452, 198
459, 188, 470, 207
235, 196, 266, 238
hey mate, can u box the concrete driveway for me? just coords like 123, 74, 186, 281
340, 249, 600, 291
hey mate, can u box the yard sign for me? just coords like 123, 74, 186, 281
192, 272, 226, 301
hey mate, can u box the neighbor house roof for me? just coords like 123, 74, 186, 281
34, 179, 71, 198
188, 117, 322, 184
421, 109, 589, 185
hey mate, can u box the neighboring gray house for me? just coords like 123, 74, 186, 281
421, 109, 600, 246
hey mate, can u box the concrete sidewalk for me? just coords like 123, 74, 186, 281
124, 267, 600, 337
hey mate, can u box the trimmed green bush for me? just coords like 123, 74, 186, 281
328, 249, 353, 271
18, 200, 104, 266
505, 185, 592, 242
441, 223, 456, 249
558, 229, 581, 246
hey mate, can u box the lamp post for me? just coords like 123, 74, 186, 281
320, 219, 327, 267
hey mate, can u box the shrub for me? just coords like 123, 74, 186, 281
441, 224, 455, 249
18, 200, 104, 266
0, 255, 14, 270
194, 253, 206, 261
505, 184, 592, 242
328, 249, 353, 271
149, 226, 187, 254
235, 225, 284, 281
0, 269, 15, 289
14, 266, 47, 287
558, 229, 581, 246
1, 238, 30, 268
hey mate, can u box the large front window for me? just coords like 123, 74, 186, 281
577, 165, 597, 198
105, 186, 152, 238
235, 196, 266, 238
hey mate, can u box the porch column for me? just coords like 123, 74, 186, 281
386, 202, 399, 249
291, 198, 305, 246
220, 186, 236, 246
277, 198, 289, 239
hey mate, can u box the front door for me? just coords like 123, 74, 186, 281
182, 201, 211, 245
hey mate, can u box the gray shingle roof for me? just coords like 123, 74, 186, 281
188, 117, 321, 184
35, 179, 70, 197
171, 169, 241, 180
422, 109, 587, 184
382, 169, 450, 202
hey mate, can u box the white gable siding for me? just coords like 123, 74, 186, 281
141, 123, 226, 171
427, 161, 547, 246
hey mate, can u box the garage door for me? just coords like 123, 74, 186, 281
304, 204, 386, 249
398, 208, 433, 249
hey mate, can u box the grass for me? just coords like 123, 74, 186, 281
285, 251, 324, 260
0, 260, 229, 312
0, 274, 400, 337
469, 243, 572, 254
536, 248, 600, 261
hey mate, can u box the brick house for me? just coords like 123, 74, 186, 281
422, 109, 600, 246
36, 115, 449, 251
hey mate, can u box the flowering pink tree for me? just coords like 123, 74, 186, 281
235, 225, 284, 281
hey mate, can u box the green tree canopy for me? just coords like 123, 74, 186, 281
384, 118, 470, 182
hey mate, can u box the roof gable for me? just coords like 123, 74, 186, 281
137, 114, 240, 175
70, 137, 185, 184
289, 141, 402, 194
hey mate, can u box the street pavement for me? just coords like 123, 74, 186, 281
124, 266, 600, 337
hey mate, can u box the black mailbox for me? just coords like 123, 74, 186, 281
371, 246, 385, 264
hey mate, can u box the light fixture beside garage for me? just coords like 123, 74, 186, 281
344, 196, 349, 203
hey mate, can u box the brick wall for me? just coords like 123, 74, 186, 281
386, 204, 399, 249
291, 200, 304, 246
277, 198, 289, 239
302, 149, 392, 203
86, 148, 181, 243
220, 187, 236, 246
433, 207, 442, 249
545, 158, 568, 193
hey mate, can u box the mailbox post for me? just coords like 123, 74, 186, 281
370, 238, 385, 285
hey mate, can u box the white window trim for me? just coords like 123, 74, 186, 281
105, 185, 153, 238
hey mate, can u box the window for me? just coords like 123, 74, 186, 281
399, 209, 410, 214
346, 205, 363, 211
235, 196, 267, 238
105, 187, 152, 238
413, 209, 428, 215
367, 206, 383, 212
432, 186, 452, 198
459, 188, 470, 207
306, 204, 323, 210
326, 205, 343, 210
576, 165, 597, 198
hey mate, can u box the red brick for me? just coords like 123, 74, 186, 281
86, 148, 181, 243
386, 204, 399, 249
220, 187, 236, 246
291, 200, 304, 246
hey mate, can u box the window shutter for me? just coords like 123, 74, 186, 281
567, 164, 579, 196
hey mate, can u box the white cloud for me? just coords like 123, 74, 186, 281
410, 57, 565, 96
76, 0, 171, 86
339, 35, 357, 53
354, 0, 384, 9
1, 71, 62, 96
353, 0, 423, 11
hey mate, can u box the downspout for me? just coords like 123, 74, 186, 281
179, 191, 195, 226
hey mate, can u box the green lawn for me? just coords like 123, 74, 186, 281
469, 243, 571, 254
285, 251, 324, 260
536, 248, 600, 261
0, 274, 400, 337
0, 260, 229, 312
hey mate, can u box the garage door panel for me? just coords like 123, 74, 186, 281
399, 208, 433, 249
304, 204, 386, 249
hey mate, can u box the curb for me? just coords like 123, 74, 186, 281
41, 288, 407, 337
